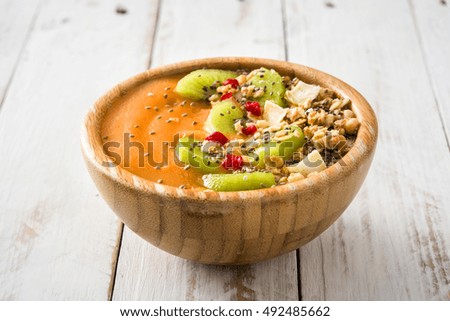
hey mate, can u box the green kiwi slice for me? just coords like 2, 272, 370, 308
252, 126, 305, 168
202, 172, 276, 191
175, 69, 238, 100
204, 100, 244, 134
175, 137, 225, 173
246, 68, 286, 107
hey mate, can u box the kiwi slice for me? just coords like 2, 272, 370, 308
175, 69, 238, 100
205, 99, 244, 134
252, 126, 305, 168
175, 137, 225, 173
202, 172, 275, 191
246, 68, 286, 107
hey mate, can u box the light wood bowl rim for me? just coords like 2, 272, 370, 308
81, 57, 378, 203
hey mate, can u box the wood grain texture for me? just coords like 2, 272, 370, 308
410, 0, 450, 144
285, 0, 450, 300
0, 0, 40, 103
111, 0, 301, 300
0, 0, 158, 300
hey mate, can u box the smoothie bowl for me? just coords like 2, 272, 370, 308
81, 57, 377, 265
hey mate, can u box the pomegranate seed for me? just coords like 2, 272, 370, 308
220, 92, 233, 101
242, 124, 257, 136
222, 78, 239, 89
245, 101, 261, 116
204, 131, 229, 145
222, 154, 243, 171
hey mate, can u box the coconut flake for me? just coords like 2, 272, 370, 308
263, 101, 287, 126
287, 150, 326, 176
285, 80, 321, 107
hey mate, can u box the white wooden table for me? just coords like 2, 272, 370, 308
1, 0, 449, 301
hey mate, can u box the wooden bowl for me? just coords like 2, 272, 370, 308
81, 57, 377, 265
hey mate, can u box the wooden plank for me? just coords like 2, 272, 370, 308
149, 0, 285, 66
285, 0, 450, 300
0, 0, 159, 299
410, 0, 450, 144
0, 0, 40, 103
114, 231, 298, 300
112, 0, 299, 300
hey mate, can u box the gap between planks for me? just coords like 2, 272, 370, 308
0, 0, 41, 110
407, 0, 450, 151
281, 0, 303, 301
108, 222, 125, 301
146, 0, 162, 72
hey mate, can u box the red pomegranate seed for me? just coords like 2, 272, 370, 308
242, 124, 257, 136
245, 101, 261, 116
222, 78, 239, 89
204, 131, 229, 145
222, 154, 243, 171
220, 92, 233, 101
